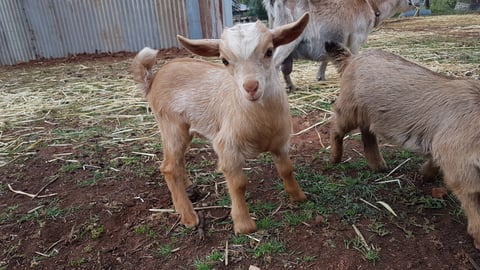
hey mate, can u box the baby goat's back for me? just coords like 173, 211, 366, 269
337, 49, 480, 155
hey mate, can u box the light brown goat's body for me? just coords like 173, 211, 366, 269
133, 14, 309, 234
325, 41, 480, 248
263, 0, 423, 90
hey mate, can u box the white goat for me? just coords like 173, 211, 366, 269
325, 40, 480, 249
263, 0, 424, 91
132, 14, 310, 234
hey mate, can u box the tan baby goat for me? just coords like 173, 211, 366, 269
325, 41, 480, 248
132, 14, 310, 234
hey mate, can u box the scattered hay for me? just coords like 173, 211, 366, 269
1, 15, 479, 167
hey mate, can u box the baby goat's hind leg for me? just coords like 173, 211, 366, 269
272, 149, 306, 202
159, 122, 198, 228
419, 157, 440, 182
329, 116, 348, 164
360, 126, 387, 172
443, 167, 480, 249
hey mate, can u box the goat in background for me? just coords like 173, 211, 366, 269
263, 0, 426, 91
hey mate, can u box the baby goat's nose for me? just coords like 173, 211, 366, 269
243, 80, 259, 95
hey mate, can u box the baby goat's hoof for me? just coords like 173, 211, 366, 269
233, 218, 257, 235
474, 239, 480, 250
368, 161, 387, 173
290, 190, 307, 202
180, 211, 199, 229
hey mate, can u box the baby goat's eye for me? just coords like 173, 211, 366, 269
265, 48, 273, 58
221, 58, 229, 66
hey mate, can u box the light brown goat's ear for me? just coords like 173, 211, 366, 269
271, 12, 309, 47
177, 35, 220, 57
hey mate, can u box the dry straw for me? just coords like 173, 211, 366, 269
1, 15, 479, 167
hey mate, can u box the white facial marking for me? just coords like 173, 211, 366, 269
223, 23, 261, 59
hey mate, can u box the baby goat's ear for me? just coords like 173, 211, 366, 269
177, 35, 220, 57
271, 12, 309, 48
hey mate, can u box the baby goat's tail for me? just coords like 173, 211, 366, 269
324, 41, 352, 77
132, 47, 158, 96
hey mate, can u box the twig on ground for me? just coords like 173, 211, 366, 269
166, 216, 181, 236
375, 158, 411, 182
225, 240, 229, 266
8, 183, 58, 199
292, 120, 328, 136
352, 224, 370, 251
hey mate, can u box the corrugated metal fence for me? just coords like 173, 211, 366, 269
0, 0, 233, 65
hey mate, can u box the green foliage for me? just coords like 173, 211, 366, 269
134, 224, 157, 239
257, 216, 282, 230
69, 258, 87, 267
253, 240, 285, 258
157, 244, 174, 258
247, 0, 268, 20
430, 0, 458, 14
60, 163, 82, 173
193, 250, 224, 270
344, 237, 381, 264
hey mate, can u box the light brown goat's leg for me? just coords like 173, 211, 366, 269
453, 191, 480, 249
223, 168, 257, 234
272, 150, 306, 202
443, 168, 480, 249
360, 127, 387, 172
159, 123, 198, 228
329, 118, 346, 164
419, 157, 440, 182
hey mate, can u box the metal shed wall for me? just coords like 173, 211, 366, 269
0, 0, 233, 65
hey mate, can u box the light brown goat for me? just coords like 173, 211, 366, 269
263, 0, 424, 91
325, 41, 480, 248
132, 14, 310, 234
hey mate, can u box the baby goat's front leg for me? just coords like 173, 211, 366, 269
272, 149, 306, 202
223, 167, 257, 234
215, 141, 256, 234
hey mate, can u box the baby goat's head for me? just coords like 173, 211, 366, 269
177, 13, 309, 102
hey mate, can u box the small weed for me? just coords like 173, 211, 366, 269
77, 170, 105, 187
218, 195, 231, 207
0, 204, 18, 224
257, 216, 282, 230
368, 222, 391, 237
191, 137, 209, 145
283, 211, 312, 226
257, 153, 273, 164
134, 224, 157, 239
323, 239, 336, 248
253, 240, 285, 258
231, 235, 249, 245
60, 163, 82, 173
345, 236, 381, 264
0, 183, 5, 195
89, 225, 106, 239
82, 245, 93, 253
193, 250, 224, 270
69, 257, 87, 267
297, 255, 317, 263
18, 206, 64, 223
418, 196, 446, 209
250, 201, 277, 216
157, 244, 174, 258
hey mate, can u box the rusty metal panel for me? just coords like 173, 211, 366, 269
0, 0, 232, 66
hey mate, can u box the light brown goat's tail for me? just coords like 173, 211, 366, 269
324, 41, 352, 77
132, 47, 158, 96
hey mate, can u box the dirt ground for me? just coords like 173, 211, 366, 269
1, 14, 480, 270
